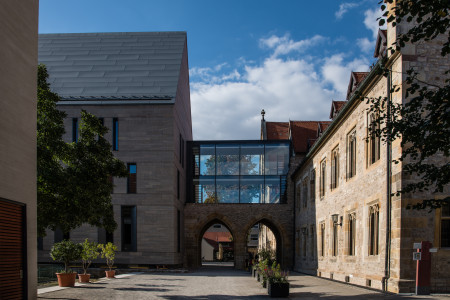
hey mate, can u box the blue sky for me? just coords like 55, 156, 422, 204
39, 0, 384, 140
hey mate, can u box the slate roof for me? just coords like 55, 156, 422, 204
38, 32, 187, 101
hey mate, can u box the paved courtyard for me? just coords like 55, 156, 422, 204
38, 266, 450, 300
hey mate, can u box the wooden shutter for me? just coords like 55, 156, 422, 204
0, 200, 25, 299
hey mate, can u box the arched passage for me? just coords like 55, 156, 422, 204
244, 218, 284, 268
198, 218, 235, 267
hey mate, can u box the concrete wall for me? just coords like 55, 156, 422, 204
0, 0, 38, 298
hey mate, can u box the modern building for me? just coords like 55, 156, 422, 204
37, 32, 192, 266
0, 0, 39, 299
263, 19, 450, 293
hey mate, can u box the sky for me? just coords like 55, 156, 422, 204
39, 0, 384, 140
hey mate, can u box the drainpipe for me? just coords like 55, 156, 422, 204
383, 68, 392, 292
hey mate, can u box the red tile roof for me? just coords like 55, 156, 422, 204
346, 72, 369, 100
265, 122, 289, 140
289, 121, 323, 153
203, 232, 233, 243
329, 101, 347, 119
318, 121, 332, 133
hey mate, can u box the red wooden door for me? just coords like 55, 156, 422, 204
0, 199, 25, 299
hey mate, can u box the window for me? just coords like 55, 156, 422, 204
295, 181, 301, 210
177, 210, 181, 253
441, 205, 450, 247
320, 223, 325, 256
127, 163, 137, 194
301, 178, 308, 208
250, 234, 258, 241
112, 118, 118, 151
213, 224, 222, 228
347, 129, 357, 179
332, 220, 338, 256
331, 147, 339, 190
310, 169, 316, 202
177, 169, 180, 199
348, 213, 356, 256
320, 159, 326, 198
98, 228, 114, 244
310, 225, 315, 257
368, 204, 379, 255
368, 113, 380, 165
72, 118, 78, 143
54, 228, 70, 243
302, 228, 307, 257
121, 206, 137, 252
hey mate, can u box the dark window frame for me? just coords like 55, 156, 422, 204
112, 118, 118, 151
127, 163, 137, 194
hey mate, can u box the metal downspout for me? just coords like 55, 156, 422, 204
383, 68, 392, 292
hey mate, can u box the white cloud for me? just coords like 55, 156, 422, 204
259, 34, 325, 58
363, 7, 383, 39
321, 54, 369, 96
357, 37, 375, 53
190, 35, 371, 140
335, 2, 359, 19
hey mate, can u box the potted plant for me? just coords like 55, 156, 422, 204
50, 239, 82, 287
99, 242, 117, 278
267, 262, 289, 298
79, 239, 99, 283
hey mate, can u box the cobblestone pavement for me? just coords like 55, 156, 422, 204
38, 266, 450, 300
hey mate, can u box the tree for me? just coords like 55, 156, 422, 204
367, 1, 449, 209
37, 64, 128, 237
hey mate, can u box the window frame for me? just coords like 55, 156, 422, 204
347, 128, 357, 179
368, 113, 381, 165
368, 204, 379, 255
348, 212, 356, 256
320, 159, 326, 199
331, 147, 339, 190
127, 163, 137, 194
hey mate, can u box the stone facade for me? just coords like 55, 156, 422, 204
38, 32, 192, 267
0, 0, 38, 298
291, 17, 450, 293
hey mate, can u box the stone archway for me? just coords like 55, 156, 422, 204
184, 204, 293, 270
198, 217, 235, 266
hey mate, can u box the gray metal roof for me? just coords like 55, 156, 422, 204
38, 32, 186, 101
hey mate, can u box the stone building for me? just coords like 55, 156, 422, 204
276, 20, 450, 293
37, 32, 192, 266
0, 0, 38, 299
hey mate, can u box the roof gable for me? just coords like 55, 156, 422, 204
329, 101, 347, 120
290, 121, 323, 154
38, 32, 187, 101
346, 71, 369, 100
374, 29, 387, 58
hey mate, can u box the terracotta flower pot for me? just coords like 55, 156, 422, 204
78, 273, 91, 283
56, 273, 77, 287
105, 270, 115, 278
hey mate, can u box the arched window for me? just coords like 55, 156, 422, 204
331, 147, 339, 190
347, 129, 357, 179
368, 113, 380, 165
368, 204, 379, 255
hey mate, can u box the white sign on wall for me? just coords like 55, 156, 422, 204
413, 243, 422, 249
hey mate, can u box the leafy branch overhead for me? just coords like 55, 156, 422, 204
367, 1, 449, 210
37, 64, 128, 237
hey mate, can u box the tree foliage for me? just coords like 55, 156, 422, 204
368, 1, 449, 210
37, 64, 128, 237
50, 240, 82, 273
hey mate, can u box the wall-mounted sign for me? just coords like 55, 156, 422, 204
413, 252, 422, 261
413, 243, 422, 250
429, 248, 438, 253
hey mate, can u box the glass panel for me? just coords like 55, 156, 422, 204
265, 176, 280, 203
200, 145, 215, 176
216, 176, 239, 203
129, 164, 136, 174
240, 176, 264, 203
264, 144, 289, 175
240, 144, 264, 175
199, 177, 216, 203
216, 144, 239, 175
